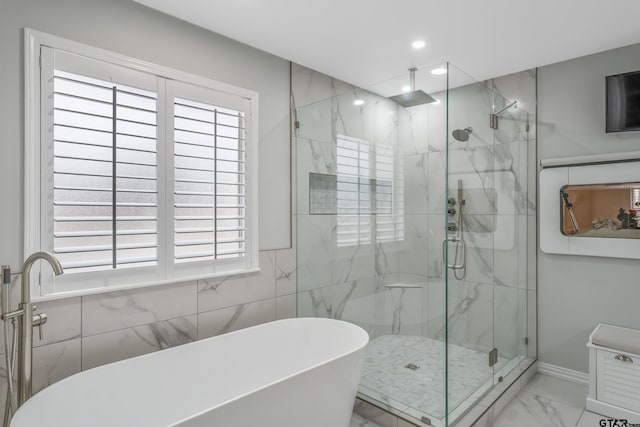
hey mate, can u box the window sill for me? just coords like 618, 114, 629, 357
32, 267, 262, 302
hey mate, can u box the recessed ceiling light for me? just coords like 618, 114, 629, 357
430, 67, 447, 75
411, 40, 426, 49
353, 99, 365, 106
401, 85, 411, 93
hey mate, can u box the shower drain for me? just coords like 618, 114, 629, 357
404, 363, 419, 371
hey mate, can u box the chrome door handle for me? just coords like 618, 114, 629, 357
442, 237, 467, 270
615, 354, 634, 363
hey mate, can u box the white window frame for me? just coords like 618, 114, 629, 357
24, 29, 259, 301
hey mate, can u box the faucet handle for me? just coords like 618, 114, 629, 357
32, 312, 47, 341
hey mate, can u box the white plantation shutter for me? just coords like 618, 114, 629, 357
336, 135, 372, 246
374, 145, 404, 243
34, 43, 257, 296
51, 67, 158, 273
173, 97, 247, 262
336, 135, 403, 247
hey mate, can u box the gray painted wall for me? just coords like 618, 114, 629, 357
0, 0, 291, 272
0, 1, 296, 416
538, 42, 640, 372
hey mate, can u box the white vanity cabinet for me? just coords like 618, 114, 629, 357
587, 323, 640, 422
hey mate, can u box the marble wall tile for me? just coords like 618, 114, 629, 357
296, 138, 337, 215
197, 298, 275, 340
494, 141, 530, 215
297, 280, 377, 335
296, 214, 335, 291
399, 215, 429, 277
332, 240, 376, 287
82, 315, 197, 370
448, 226, 495, 287
427, 94, 447, 153
377, 286, 423, 336
275, 248, 297, 296
447, 82, 494, 152
296, 97, 333, 143
435, 280, 493, 351
492, 69, 537, 120
275, 294, 296, 320
425, 278, 448, 340
291, 64, 332, 108
427, 214, 446, 279
398, 103, 430, 155
403, 154, 429, 215
333, 90, 375, 143
428, 148, 497, 216
82, 281, 197, 337
33, 338, 81, 394
197, 251, 275, 312
493, 214, 527, 289
376, 241, 400, 284
493, 106, 528, 145
373, 98, 400, 150
494, 285, 523, 359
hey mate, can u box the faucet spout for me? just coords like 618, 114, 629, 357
20, 252, 63, 303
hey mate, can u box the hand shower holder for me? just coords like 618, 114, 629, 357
442, 237, 467, 270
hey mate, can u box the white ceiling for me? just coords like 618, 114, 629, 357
134, 0, 640, 90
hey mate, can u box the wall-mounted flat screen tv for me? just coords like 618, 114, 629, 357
606, 70, 640, 132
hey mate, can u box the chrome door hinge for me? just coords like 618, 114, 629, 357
489, 348, 498, 367
525, 337, 529, 345
294, 120, 300, 129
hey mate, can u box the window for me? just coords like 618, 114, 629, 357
335, 135, 403, 247
26, 30, 258, 298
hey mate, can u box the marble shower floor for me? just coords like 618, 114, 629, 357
352, 373, 597, 427
359, 335, 509, 422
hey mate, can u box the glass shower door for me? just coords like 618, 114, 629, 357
445, 64, 496, 423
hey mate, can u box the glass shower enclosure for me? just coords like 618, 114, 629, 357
292, 62, 535, 426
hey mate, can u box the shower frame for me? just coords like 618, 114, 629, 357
291, 61, 537, 427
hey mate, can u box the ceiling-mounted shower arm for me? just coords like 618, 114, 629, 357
489, 100, 517, 129
408, 67, 417, 92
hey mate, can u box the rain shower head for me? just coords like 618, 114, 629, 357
388, 68, 436, 108
452, 127, 473, 142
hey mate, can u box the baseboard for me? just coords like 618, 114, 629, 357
537, 362, 589, 385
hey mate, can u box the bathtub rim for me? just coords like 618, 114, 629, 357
12, 317, 369, 427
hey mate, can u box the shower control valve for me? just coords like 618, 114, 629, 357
447, 207, 456, 215
447, 222, 458, 233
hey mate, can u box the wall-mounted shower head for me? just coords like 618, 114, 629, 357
452, 127, 473, 142
388, 68, 437, 108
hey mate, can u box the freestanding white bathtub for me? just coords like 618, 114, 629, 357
11, 318, 368, 427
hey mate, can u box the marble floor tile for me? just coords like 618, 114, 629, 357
522, 373, 588, 409
492, 391, 583, 427
350, 413, 385, 427
575, 410, 610, 427
359, 335, 509, 420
